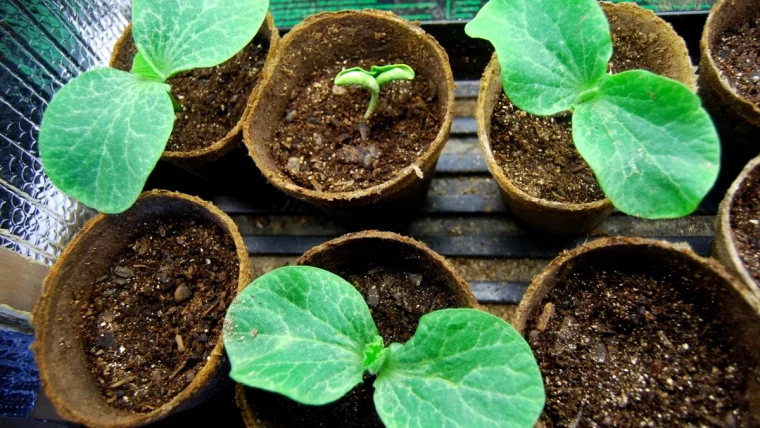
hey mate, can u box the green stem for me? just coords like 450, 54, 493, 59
364, 90, 379, 119
170, 92, 183, 113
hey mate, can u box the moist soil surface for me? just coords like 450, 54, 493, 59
713, 16, 760, 108
268, 58, 441, 193
526, 263, 751, 426
730, 165, 760, 283
77, 217, 239, 412
489, 18, 670, 204
112, 33, 269, 152
245, 267, 460, 427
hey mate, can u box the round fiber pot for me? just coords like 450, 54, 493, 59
714, 154, 760, 299
243, 10, 455, 217
110, 13, 280, 177
476, 1, 696, 234
235, 230, 477, 427
32, 190, 252, 427
514, 237, 760, 426
699, 0, 760, 172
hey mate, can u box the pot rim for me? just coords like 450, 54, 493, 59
700, 0, 760, 126
513, 236, 760, 334
242, 10, 456, 203
31, 190, 252, 427
715, 155, 760, 297
109, 12, 280, 160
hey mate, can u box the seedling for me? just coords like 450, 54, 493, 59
224, 266, 545, 428
466, 0, 720, 219
334, 64, 415, 119
39, 0, 269, 214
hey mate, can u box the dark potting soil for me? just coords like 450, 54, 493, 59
713, 16, 760, 108
489, 18, 673, 204
77, 217, 239, 412
730, 165, 760, 284
245, 268, 460, 427
527, 265, 751, 426
489, 98, 604, 203
268, 58, 441, 193
112, 33, 269, 152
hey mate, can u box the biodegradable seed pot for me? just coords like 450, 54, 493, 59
32, 190, 252, 427
475, 1, 699, 234
714, 155, 760, 298
699, 0, 760, 172
235, 231, 479, 427
110, 13, 280, 176
514, 237, 760, 426
243, 10, 455, 216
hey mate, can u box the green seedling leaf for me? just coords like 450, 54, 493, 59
374, 309, 545, 428
335, 64, 415, 119
130, 51, 162, 81
465, 0, 611, 115
573, 70, 720, 218
224, 266, 384, 405
39, 68, 174, 214
132, 0, 268, 80
372, 64, 415, 86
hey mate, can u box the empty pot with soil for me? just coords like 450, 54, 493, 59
514, 237, 760, 426
243, 10, 455, 216
714, 154, 760, 299
110, 13, 279, 177
476, 2, 697, 234
699, 0, 760, 175
32, 190, 252, 427
235, 230, 478, 427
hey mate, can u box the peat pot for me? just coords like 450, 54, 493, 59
32, 190, 252, 427
110, 13, 280, 178
476, 2, 697, 234
243, 10, 455, 217
514, 237, 760, 426
236, 230, 477, 427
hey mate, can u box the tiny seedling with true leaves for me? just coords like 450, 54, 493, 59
39, 0, 269, 214
334, 64, 415, 119
466, 0, 720, 219
224, 266, 545, 428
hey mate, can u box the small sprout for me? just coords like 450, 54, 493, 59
224, 266, 545, 428
334, 64, 415, 119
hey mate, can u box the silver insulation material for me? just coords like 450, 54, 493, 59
1, 0, 130, 264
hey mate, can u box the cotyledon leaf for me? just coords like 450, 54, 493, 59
131, 51, 163, 81
374, 309, 545, 428
573, 70, 720, 219
465, 0, 611, 115
132, 0, 268, 80
224, 266, 383, 406
39, 68, 174, 214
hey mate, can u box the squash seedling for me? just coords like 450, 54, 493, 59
39, 0, 269, 214
466, 0, 721, 219
224, 266, 545, 428
334, 64, 415, 119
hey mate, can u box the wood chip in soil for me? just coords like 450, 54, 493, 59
246, 268, 460, 427
112, 32, 269, 152
268, 58, 441, 193
527, 264, 752, 426
77, 217, 239, 412
730, 164, 760, 284
713, 15, 760, 108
